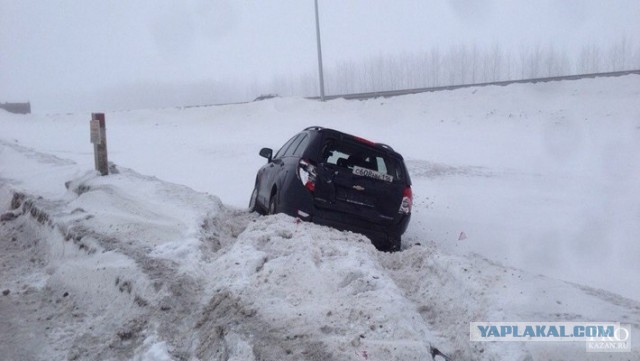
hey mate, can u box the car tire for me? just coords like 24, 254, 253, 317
388, 238, 402, 252
378, 238, 402, 253
249, 187, 258, 212
268, 193, 279, 215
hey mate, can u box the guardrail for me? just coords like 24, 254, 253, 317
185, 69, 639, 109
309, 69, 640, 101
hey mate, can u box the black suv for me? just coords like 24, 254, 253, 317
249, 127, 412, 251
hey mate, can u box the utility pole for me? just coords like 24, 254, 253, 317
314, 0, 326, 101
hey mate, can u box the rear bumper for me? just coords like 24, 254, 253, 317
311, 209, 410, 251
276, 180, 410, 251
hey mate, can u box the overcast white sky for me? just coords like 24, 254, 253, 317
1, 0, 639, 112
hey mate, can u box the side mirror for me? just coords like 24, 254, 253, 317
259, 147, 273, 162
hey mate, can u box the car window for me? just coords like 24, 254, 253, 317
320, 140, 403, 181
274, 134, 300, 159
284, 133, 306, 157
291, 134, 310, 157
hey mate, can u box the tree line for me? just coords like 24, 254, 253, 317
261, 37, 640, 98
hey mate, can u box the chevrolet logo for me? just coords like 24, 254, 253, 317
352, 185, 365, 191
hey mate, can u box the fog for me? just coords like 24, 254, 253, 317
1, 0, 639, 112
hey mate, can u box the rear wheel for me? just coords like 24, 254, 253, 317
389, 238, 402, 252
248, 187, 258, 213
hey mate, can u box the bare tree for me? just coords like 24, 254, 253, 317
263, 38, 640, 100
608, 34, 631, 71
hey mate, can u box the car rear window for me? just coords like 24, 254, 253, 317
319, 139, 404, 181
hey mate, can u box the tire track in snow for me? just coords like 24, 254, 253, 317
0, 214, 55, 361
1, 175, 257, 360
0, 139, 76, 166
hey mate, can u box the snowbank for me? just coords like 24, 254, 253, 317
2, 164, 638, 360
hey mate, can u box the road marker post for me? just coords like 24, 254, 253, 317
90, 113, 109, 176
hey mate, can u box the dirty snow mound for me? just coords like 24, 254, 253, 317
197, 214, 443, 360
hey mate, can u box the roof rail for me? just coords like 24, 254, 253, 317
304, 126, 324, 131
377, 143, 395, 151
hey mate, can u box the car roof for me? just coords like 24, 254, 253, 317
303, 126, 401, 157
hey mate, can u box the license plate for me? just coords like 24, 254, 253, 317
352, 166, 393, 182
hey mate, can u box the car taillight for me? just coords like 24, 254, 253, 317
298, 159, 317, 192
399, 186, 412, 214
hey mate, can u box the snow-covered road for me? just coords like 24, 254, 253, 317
1, 75, 639, 360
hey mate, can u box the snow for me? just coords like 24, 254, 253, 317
1, 75, 639, 360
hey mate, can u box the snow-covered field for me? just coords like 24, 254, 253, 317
1, 75, 639, 360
